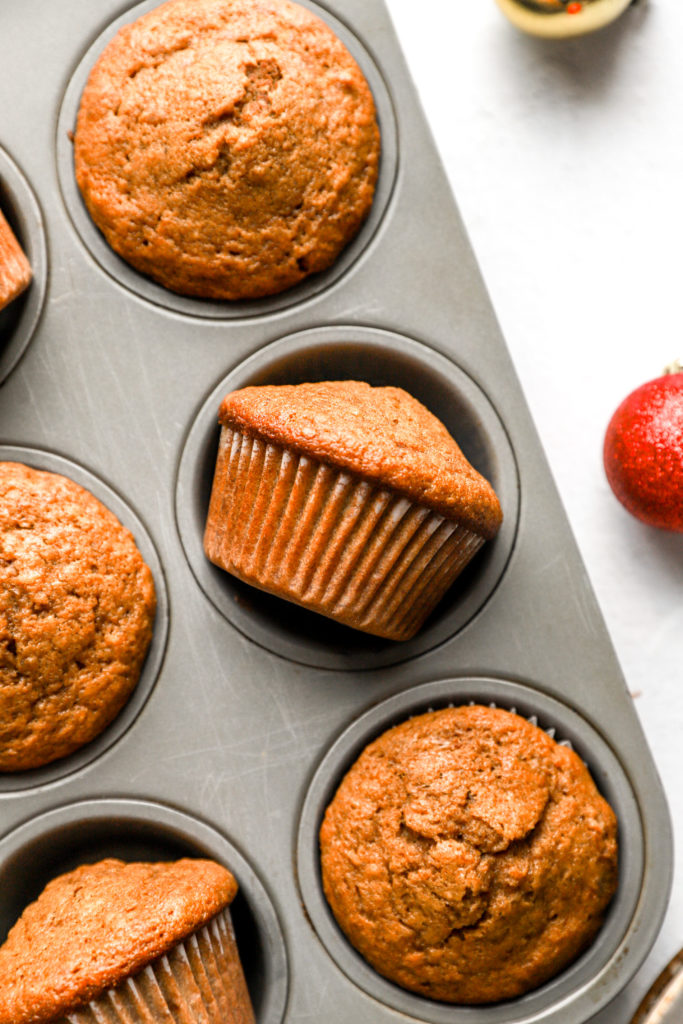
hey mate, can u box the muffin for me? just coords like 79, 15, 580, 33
74, 0, 380, 300
0, 208, 32, 312
0, 462, 156, 771
319, 705, 618, 1003
203, 381, 502, 640
0, 858, 254, 1024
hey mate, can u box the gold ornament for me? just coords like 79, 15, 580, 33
495, 0, 635, 38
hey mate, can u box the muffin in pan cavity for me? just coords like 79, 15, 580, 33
71, 0, 382, 304
319, 703, 618, 1004
0, 800, 288, 1024
297, 678, 649, 1024
0, 449, 167, 788
0, 858, 254, 1024
0, 146, 47, 385
0, 461, 156, 774
176, 327, 519, 670
204, 380, 502, 641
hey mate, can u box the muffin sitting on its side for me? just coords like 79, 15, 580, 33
320, 705, 618, 1003
0, 858, 254, 1024
0, 462, 156, 771
74, 0, 380, 300
204, 381, 502, 640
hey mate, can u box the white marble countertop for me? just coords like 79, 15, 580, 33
384, 1, 683, 1020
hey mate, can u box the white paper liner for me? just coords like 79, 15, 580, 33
63, 908, 254, 1024
204, 427, 486, 640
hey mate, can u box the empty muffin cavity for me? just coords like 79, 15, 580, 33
0, 147, 47, 384
0, 799, 288, 1024
176, 326, 519, 670
296, 677, 644, 1024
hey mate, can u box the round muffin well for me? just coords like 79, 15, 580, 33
74, 0, 380, 300
0, 799, 288, 1024
203, 381, 503, 641
319, 704, 618, 1004
176, 328, 519, 669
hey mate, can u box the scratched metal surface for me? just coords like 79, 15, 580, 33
0, 1, 672, 1022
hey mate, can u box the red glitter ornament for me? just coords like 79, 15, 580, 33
603, 362, 683, 533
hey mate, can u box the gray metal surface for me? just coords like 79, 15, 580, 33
0, 0, 672, 1022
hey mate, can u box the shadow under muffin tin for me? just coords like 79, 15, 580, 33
0, 0, 672, 1023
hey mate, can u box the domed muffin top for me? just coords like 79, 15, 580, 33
74, 0, 380, 300
0, 858, 238, 1024
0, 461, 156, 772
319, 704, 618, 1004
219, 381, 503, 537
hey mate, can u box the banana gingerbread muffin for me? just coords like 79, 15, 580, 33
0, 462, 156, 771
74, 0, 380, 300
320, 705, 618, 1003
0, 858, 254, 1024
204, 381, 502, 640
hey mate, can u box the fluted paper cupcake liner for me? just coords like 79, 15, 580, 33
65, 908, 254, 1024
204, 427, 486, 641
0, 209, 31, 310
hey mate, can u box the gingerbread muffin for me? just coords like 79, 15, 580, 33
74, 0, 380, 300
204, 381, 502, 640
319, 705, 618, 1003
0, 858, 254, 1024
0, 462, 156, 771
0, 208, 32, 312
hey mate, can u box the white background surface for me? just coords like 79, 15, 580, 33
384, 1, 682, 1020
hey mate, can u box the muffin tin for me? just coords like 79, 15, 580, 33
0, 1, 672, 1022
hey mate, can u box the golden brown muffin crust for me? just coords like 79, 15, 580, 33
74, 0, 380, 300
319, 705, 618, 1004
0, 462, 156, 771
219, 381, 503, 537
0, 858, 238, 1024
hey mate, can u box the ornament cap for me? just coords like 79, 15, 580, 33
663, 359, 683, 376
494, 0, 636, 39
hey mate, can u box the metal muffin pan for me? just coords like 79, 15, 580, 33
0, 0, 672, 1022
